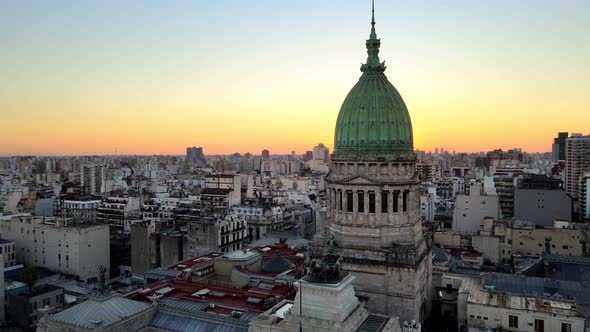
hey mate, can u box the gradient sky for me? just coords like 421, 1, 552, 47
1, 1, 589, 156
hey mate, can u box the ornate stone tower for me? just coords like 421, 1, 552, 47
314, 3, 432, 323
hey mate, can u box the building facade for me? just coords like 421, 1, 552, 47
513, 175, 571, 226
552, 132, 568, 163
452, 184, 500, 235
581, 173, 590, 222
53, 194, 101, 223
97, 196, 141, 230
80, 163, 105, 195
9, 285, 64, 331
0, 238, 16, 268
314, 11, 432, 323
565, 134, 590, 199
0, 215, 110, 281
186, 146, 205, 164
183, 215, 248, 259
200, 174, 242, 215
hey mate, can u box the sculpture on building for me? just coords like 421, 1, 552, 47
304, 236, 347, 283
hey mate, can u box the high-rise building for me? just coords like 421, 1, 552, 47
80, 163, 105, 195
303, 150, 313, 161
186, 146, 205, 164
312, 143, 329, 162
552, 132, 568, 162
565, 134, 590, 199
261, 149, 270, 159
315, 9, 432, 322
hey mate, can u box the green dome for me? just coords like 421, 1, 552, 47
333, 14, 415, 161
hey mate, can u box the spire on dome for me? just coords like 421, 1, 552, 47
361, 0, 385, 72
370, 0, 377, 40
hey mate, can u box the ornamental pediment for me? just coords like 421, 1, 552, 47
341, 175, 380, 185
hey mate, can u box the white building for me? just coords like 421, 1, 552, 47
420, 185, 437, 222
444, 273, 585, 332
201, 174, 242, 215
97, 196, 141, 231
229, 205, 284, 240
452, 183, 500, 235
0, 215, 110, 281
312, 143, 329, 163
55, 197, 101, 223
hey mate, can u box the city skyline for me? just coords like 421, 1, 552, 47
2, 0, 589, 156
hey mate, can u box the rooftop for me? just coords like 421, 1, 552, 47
249, 231, 309, 249
129, 279, 291, 313
18, 284, 63, 298
167, 252, 222, 271
523, 254, 590, 283
148, 298, 256, 332
49, 296, 153, 329
5, 266, 58, 283
223, 250, 261, 262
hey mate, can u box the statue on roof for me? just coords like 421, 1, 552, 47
303, 236, 347, 283
97, 265, 107, 294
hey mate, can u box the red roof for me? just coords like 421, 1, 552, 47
128, 279, 294, 313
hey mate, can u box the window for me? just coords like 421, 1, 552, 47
392, 191, 399, 212
347, 192, 353, 212
339, 190, 343, 211
534, 319, 544, 332
358, 192, 364, 213
509, 315, 518, 328
381, 192, 388, 213
561, 323, 571, 332
332, 189, 337, 209
369, 192, 375, 213
402, 190, 409, 212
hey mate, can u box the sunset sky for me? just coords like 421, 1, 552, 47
1, 0, 589, 156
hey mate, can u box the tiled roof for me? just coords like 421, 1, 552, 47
49, 296, 153, 329
148, 298, 256, 332
4, 266, 57, 282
